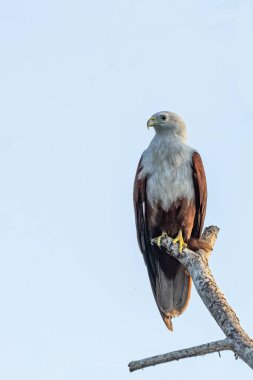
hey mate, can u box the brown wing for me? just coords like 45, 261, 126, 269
133, 158, 147, 253
133, 158, 157, 290
191, 152, 207, 238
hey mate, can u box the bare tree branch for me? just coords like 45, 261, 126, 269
128, 226, 253, 372
129, 338, 233, 372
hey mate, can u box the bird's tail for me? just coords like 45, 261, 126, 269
153, 251, 192, 332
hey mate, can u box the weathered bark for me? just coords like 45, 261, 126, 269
129, 339, 233, 372
128, 226, 253, 372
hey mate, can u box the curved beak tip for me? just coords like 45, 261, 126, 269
147, 118, 155, 129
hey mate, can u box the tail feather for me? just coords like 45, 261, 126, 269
153, 250, 192, 331
164, 316, 173, 331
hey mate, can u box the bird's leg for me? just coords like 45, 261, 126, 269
154, 232, 168, 248
172, 230, 187, 253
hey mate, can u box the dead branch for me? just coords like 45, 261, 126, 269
128, 226, 253, 372
129, 338, 233, 372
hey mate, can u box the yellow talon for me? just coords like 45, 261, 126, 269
172, 230, 187, 253
155, 232, 168, 248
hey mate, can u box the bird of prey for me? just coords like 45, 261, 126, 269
133, 111, 210, 331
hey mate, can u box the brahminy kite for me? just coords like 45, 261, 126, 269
133, 111, 210, 331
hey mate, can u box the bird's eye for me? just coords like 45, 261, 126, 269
160, 115, 167, 120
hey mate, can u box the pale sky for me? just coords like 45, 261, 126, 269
0, 1, 253, 379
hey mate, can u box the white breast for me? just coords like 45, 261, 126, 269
139, 134, 195, 211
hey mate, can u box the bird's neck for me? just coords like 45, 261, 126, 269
149, 132, 187, 160
139, 132, 193, 184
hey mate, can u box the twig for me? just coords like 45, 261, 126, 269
129, 338, 232, 372
128, 226, 253, 372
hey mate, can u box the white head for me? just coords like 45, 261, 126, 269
147, 111, 187, 141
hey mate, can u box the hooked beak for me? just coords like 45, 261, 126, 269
147, 117, 156, 129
